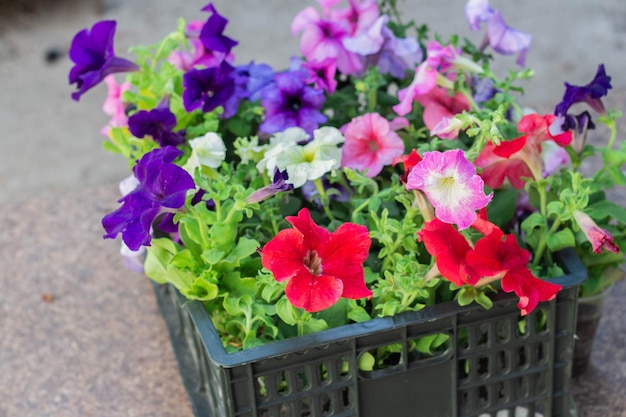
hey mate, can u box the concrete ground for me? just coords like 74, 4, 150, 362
1, 0, 626, 416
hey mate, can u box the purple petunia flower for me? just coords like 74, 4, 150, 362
199, 3, 238, 54
260, 69, 327, 134
182, 61, 236, 113
128, 108, 186, 147
69, 20, 139, 101
302, 58, 338, 94
465, 0, 531, 67
102, 147, 195, 250
554, 64, 612, 117
247, 167, 294, 203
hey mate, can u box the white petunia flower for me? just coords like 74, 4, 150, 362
259, 126, 344, 188
185, 132, 227, 172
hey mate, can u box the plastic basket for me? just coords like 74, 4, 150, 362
154, 249, 586, 417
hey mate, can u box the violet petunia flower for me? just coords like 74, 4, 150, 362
247, 167, 294, 203
343, 14, 421, 79
182, 61, 236, 113
260, 69, 327, 135
465, 0, 532, 67
102, 147, 195, 251
199, 3, 238, 54
233, 62, 276, 102
128, 108, 186, 147
69, 20, 139, 101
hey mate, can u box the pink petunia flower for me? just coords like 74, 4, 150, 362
101, 75, 131, 136
260, 208, 372, 312
340, 113, 405, 177
414, 87, 471, 138
407, 149, 492, 230
393, 41, 481, 116
573, 210, 620, 254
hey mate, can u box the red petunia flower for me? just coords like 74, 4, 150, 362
392, 149, 422, 184
418, 216, 562, 315
475, 113, 572, 189
260, 208, 372, 312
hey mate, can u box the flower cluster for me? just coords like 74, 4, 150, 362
70, 0, 625, 352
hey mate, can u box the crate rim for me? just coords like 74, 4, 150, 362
178, 247, 586, 368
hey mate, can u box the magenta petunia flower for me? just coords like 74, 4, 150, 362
68, 20, 139, 101
340, 113, 405, 177
302, 58, 338, 94
260, 208, 372, 312
328, 0, 379, 36
291, 6, 363, 75
406, 149, 492, 230
465, 0, 532, 66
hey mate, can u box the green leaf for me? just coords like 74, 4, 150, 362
486, 188, 518, 229
303, 318, 328, 334
317, 299, 348, 328
414, 333, 450, 355
276, 297, 297, 326
588, 200, 626, 223
521, 212, 546, 235
347, 304, 372, 323
223, 272, 257, 297
143, 238, 179, 284
202, 248, 226, 265
358, 351, 375, 371
182, 277, 219, 301
546, 229, 576, 251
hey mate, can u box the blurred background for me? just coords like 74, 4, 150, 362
1, 0, 625, 204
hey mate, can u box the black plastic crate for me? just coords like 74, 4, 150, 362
154, 249, 586, 417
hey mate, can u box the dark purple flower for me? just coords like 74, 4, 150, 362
199, 3, 238, 54
69, 20, 139, 101
102, 147, 195, 250
183, 61, 236, 113
260, 69, 327, 134
128, 108, 185, 147
554, 64, 612, 117
247, 168, 294, 203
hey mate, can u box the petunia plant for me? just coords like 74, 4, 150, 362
70, 0, 625, 356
